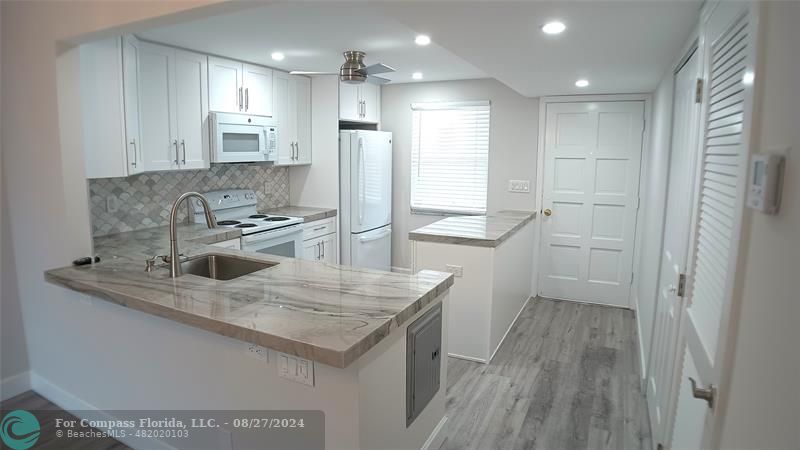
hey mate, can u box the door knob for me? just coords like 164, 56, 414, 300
689, 377, 716, 409
543, 208, 552, 217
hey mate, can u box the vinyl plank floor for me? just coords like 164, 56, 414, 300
442, 297, 652, 450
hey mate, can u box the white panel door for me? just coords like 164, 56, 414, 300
320, 233, 337, 264
173, 50, 209, 170
360, 82, 380, 123
208, 56, 242, 113
121, 35, 143, 175
294, 75, 312, 164
671, 3, 756, 448
243, 63, 273, 116
138, 42, 178, 171
303, 239, 320, 261
539, 101, 644, 307
647, 48, 702, 445
349, 131, 392, 233
339, 82, 360, 121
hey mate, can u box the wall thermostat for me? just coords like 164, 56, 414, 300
746, 153, 785, 214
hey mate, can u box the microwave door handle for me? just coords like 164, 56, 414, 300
358, 137, 365, 225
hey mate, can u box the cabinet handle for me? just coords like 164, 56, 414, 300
173, 140, 179, 164
238, 87, 243, 111
295, 142, 299, 160
180, 139, 186, 164
313, 226, 326, 232
321, 240, 325, 258
245, 88, 249, 111
315, 241, 320, 260
129, 138, 137, 167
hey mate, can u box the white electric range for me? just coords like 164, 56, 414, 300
191, 189, 304, 258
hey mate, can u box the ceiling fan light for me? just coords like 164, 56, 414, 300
415, 35, 431, 46
542, 21, 566, 35
340, 50, 367, 84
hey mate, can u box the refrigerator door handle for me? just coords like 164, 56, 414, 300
358, 228, 392, 243
358, 137, 365, 226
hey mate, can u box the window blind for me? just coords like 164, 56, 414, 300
411, 101, 490, 215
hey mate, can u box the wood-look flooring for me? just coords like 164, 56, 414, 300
2, 297, 649, 450
442, 297, 651, 450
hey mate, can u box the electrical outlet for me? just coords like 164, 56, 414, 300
277, 352, 315, 386
445, 264, 463, 277
106, 195, 120, 214
245, 343, 269, 362
508, 180, 531, 193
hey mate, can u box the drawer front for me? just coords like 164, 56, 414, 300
303, 217, 336, 241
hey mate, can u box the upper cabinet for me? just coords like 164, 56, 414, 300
138, 41, 209, 172
339, 81, 380, 123
209, 56, 273, 116
273, 72, 311, 166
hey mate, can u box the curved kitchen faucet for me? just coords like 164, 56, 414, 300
168, 192, 217, 278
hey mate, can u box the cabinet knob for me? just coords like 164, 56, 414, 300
543, 208, 552, 217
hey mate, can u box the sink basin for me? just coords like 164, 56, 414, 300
180, 254, 276, 281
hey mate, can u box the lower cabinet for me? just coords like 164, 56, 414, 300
302, 217, 337, 263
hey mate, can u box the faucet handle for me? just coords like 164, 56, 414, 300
160, 254, 185, 264
144, 255, 161, 272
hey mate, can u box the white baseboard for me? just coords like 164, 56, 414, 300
634, 296, 649, 386
421, 415, 448, 450
30, 372, 176, 450
487, 295, 532, 363
447, 353, 488, 364
1, 370, 31, 401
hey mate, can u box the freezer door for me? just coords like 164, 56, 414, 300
350, 131, 392, 233
350, 225, 392, 272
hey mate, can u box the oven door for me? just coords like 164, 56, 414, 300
212, 123, 268, 163
241, 225, 303, 258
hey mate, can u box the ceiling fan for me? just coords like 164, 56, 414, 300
290, 51, 395, 84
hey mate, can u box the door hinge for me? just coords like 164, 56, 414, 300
677, 273, 687, 297
630, 272, 635, 285
695, 78, 704, 103
635, 197, 641, 210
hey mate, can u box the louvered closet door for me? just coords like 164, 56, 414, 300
670, 3, 756, 448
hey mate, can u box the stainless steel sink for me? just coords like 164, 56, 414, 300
180, 254, 277, 281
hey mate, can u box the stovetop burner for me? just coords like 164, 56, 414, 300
264, 217, 290, 222
217, 220, 241, 226
248, 214, 268, 219
235, 223, 258, 228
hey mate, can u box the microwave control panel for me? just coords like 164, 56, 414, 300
264, 126, 278, 160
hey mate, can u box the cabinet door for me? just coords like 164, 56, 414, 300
139, 42, 178, 171
360, 82, 380, 123
121, 36, 144, 175
339, 82, 360, 121
208, 56, 242, 113
294, 75, 312, 164
320, 233, 337, 264
303, 239, 320, 261
174, 50, 209, 170
272, 72, 294, 165
243, 63, 273, 116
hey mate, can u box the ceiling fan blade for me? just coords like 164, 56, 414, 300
361, 63, 396, 75
289, 71, 336, 75
367, 75, 391, 85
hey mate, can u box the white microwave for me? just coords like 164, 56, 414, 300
210, 112, 278, 163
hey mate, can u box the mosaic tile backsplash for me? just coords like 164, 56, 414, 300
89, 164, 289, 236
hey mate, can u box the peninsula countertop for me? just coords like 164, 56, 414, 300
409, 210, 536, 248
265, 206, 337, 223
45, 224, 453, 368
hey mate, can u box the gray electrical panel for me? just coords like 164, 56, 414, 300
406, 303, 442, 427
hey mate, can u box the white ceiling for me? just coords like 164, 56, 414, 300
139, 1, 701, 98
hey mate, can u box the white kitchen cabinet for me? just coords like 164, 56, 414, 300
273, 72, 311, 165
139, 42, 209, 172
302, 217, 338, 263
339, 81, 380, 123
80, 37, 139, 178
209, 56, 272, 116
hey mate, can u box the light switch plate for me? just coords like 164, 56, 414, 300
245, 343, 269, 362
277, 352, 315, 386
508, 180, 531, 193
106, 195, 120, 213
445, 264, 463, 277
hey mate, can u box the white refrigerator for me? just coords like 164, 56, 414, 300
340, 130, 392, 271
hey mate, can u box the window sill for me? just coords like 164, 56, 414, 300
410, 208, 486, 217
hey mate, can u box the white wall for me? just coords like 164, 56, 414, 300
381, 79, 539, 269
0, 0, 239, 401
289, 75, 340, 209
633, 71, 674, 376
718, 3, 800, 448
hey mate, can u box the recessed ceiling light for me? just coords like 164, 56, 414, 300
542, 21, 566, 35
271, 52, 285, 61
575, 79, 589, 88
415, 35, 431, 46
412, 72, 424, 80
742, 71, 755, 85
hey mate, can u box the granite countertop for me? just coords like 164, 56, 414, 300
408, 210, 536, 248
265, 206, 337, 223
45, 224, 453, 368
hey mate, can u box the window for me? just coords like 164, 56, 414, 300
411, 101, 490, 215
